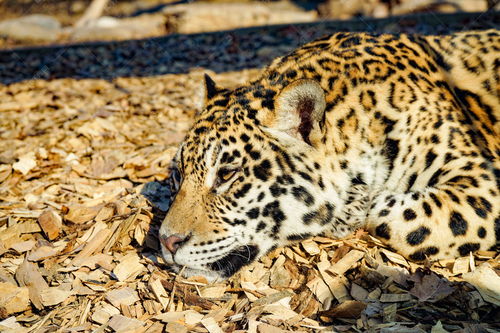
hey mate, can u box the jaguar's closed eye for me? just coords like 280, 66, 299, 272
169, 166, 182, 193
217, 167, 239, 184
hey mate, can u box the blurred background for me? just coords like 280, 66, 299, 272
1, 0, 498, 48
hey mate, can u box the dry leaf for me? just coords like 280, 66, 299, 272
431, 321, 449, 333
408, 270, 454, 303
319, 300, 367, 319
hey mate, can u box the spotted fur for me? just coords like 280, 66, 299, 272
159, 30, 500, 281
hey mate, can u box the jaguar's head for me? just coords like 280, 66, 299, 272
159, 75, 349, 281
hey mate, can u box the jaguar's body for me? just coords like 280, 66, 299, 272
160, 30, 499, 281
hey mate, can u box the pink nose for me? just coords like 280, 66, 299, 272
161, 234, 187, 254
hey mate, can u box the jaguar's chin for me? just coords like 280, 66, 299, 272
166, 264, 224, 283
160, 244, 260, 281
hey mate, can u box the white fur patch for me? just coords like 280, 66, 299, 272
204, 143, 219, 188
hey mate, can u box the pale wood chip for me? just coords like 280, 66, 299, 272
383, 303, 397, 322
452, 256, 470, 275
367, 288, 382, 300
463, 263, 500, 306
379, 249, 409, 267
15, 259, 49, 310
94, 204, 116, 222
12, 152, 37, 175
64, 205, 102, 224
149, 278, 169, 310
10, 240, 36, 253
200, 317, 224, 333
306, 277, 333, 310
261, 303, 299, 321
301, 240, 321, 256
257, 322, 289, 333
204, 307, 230, 323
154, 311, 185, 323
105, 287, 140, 308
108, 314, 145, 333
27, 244, 60, 261
37, 209, 62, 240
270, 257, 292, 289
72, 227, 111, 266
199, 284, 227, 298
318, 267, 351, 304
0, 316, 22, 330
144, 322, 165, 333
165, 322, 188, 333
327, 250, 365, 275
113, 252, 145, 282
185, 310, 204, 326
91, 302, 120, 324
379, 293, 413, 302
253, 291, 293, 307
0, 282, 30, 315
40, 287, 72, 306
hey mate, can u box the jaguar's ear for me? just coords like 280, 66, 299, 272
201, 74, 224, 105
267, 79, 326, 146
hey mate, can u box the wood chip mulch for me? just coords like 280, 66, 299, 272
0, 70, 499, 333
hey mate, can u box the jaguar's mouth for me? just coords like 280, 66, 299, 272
161, 244, 260, 280
208, 245, 259, 278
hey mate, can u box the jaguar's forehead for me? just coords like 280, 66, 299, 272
183, 86, 269, 148
179, 104, 247, 171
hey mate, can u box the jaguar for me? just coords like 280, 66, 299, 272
159, 30, 499, 281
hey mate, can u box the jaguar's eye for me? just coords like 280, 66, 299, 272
217, 168, 238, 184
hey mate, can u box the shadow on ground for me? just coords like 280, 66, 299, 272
1, 11, 499, 85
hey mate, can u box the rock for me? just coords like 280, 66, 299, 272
0, 14, 61, 42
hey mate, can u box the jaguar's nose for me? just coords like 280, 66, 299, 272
161, 234, 188, 254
